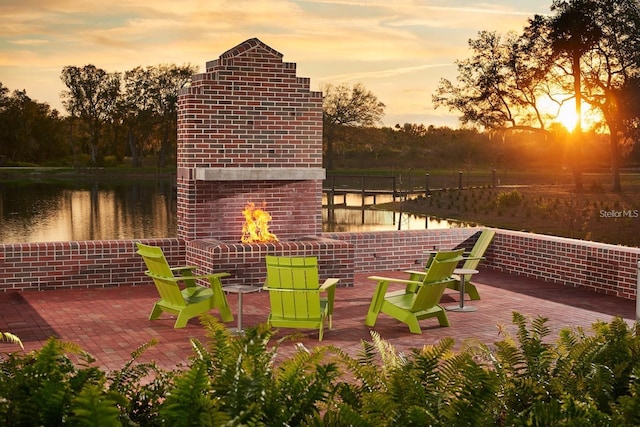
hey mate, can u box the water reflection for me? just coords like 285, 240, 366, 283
0, 181, 176, 243
0, 182, 468, 243
323, 208, 464, 232
322, 193, 468, 232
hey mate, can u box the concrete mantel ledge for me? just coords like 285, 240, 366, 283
194, 167, 326, 181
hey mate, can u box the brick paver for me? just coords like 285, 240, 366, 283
0, 269, 636, 372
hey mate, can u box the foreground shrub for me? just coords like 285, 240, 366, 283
160, 317, 339, 425
1, 314, 639, 426
0, 338, 109, 425
325, 333, 498, 426
478, 313, 640, 426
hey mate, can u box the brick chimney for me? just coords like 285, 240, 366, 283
176, 38, 325, 242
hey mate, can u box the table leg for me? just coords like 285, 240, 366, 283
458, 274, 466, 309
236, 292, 244, 332
446, 274, 478, 312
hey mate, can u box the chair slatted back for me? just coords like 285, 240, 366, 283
136, 242, 186, 307
265, 256, 321, 321
463, 229, 495, 270
136, 243, 175, 278
412, 249, 464, 311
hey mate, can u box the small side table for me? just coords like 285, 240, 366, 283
224, 285, 260, 333
446, 268, 479, 312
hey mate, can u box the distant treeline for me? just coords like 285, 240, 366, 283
327, 123, 639, 172
1, 81, 638, 171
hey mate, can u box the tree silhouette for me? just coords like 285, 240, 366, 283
322, 83, 385, 170
547, 0, 603, 192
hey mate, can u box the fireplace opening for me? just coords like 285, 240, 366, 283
241, 202, 279, 244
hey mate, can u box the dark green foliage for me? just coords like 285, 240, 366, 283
107, 338, 174, 426
326, 332, 498, 426
1, 314, 639, 426
160, 361, 223, 426
0, 337, 106, 426
70, 384, 122, 426
169, 314, 340, 426
481, 312, 640, 425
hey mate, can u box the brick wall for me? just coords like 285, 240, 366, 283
176, 38, 324, 242
0, 239, 185, 292
188, 236, 354, 287
0, 230, 638, 302
486, 229, 640, 299
323, 228, 481, 273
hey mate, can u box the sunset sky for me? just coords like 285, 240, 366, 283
1, 0, 552, 128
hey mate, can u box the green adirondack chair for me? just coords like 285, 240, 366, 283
263, 256, 339, 341
406, 230, 495, 300
365, 249, 464, 334
446, 229, 495, 300
135, 242, 233, 328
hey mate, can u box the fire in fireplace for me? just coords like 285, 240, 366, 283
241, 202, 279, 244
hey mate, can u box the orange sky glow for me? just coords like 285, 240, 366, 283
1, 0, 552, 128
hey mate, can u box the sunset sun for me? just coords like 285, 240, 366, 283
539, 97, 596, 131
556, 103, 579, 131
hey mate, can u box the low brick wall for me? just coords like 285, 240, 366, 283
0, 229, 638, 301
486, 229, 640, 299
0, 239, 185, 292
323, 228, 480, 274
188, 236, 354, 287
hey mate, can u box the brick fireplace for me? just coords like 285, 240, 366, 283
176, 38, 354, 286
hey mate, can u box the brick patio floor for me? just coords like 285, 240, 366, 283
1, 268, 637, 372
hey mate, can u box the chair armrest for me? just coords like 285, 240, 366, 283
404, 270, 427, 276
367, 276, 423, 286
170, 265, 199, 272
146, 271, 230, 282
319, 278, 340, 291
201, 272, 231, 279
181, 272, 231, 281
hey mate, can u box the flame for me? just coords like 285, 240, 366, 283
241, 202, 279, 243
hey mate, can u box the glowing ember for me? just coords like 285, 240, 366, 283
241, 202, 279, 243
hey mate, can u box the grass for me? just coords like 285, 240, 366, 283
386, 182, 640, 247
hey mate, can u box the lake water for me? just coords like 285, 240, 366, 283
0, 181, 466, 244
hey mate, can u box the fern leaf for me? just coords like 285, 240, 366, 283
71, 384, 122, 426
0, 332, 23, 349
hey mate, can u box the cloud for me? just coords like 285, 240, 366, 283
10, 39, 50, 46
321, 63, 452, 82
0, 0, 552, 125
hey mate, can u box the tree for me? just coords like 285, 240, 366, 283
519, 0, 640, 192
0, 84, 65, 164
577, 0, 640, 191
119, 66, 156, 167
149, 64, 196, 168
618, 76, 640, 141
434, 31, 551, 133
322, 83, 385, 170
116, 64, 195, 167
60, 65, 120, 165
546, 0, 603, 192
435, 0, 640, 191
432, 30, 562, 174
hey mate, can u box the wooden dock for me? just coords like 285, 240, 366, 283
323, 174, 427, 207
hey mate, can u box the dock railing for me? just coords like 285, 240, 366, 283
323, 171, 499, 207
